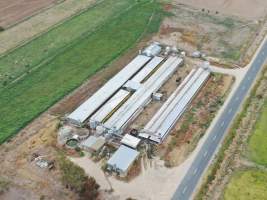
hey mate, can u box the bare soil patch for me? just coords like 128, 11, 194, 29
154, 3, 260, 66
0, 0, 59, 28
172, 0, 267, 20
0, 113, 77, 200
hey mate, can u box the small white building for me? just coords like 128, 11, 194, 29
107, 145, 140, 177
121, 134, 141, 149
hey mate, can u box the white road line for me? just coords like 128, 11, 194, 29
182, 186, 188, 194
203, 151, 208, 157
213, 135, 217, 141
221, 121, 225, 127
193, 168, 198, 175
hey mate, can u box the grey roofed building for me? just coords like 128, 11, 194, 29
107, 145, 140, 177
80, 136, 105, 152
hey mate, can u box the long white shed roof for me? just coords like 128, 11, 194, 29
144, 67, 210, 143
89, 89, 130, 127
67, 55, 151, 124
104, 56, 183, 133
131, 56, 163, 83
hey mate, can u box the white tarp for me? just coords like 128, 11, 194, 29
121, 134, 141, 148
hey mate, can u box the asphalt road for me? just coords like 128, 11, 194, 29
172, 40, 267, 200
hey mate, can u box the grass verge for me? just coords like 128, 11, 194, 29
248, 100, 267, 166
224, 169, 267, 200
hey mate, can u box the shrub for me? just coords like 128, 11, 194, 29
57, 154, 99, 199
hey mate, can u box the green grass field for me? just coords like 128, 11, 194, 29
0, 0, 135, 87
248, 100, 267, 166
0, 0, 164, 143
224, 170, 267, 200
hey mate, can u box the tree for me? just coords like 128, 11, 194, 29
79, 177, 100, 200
58, 154, 100, 199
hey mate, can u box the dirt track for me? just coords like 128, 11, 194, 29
0, 0, 59, 28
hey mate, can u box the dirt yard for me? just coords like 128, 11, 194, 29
154, 3, 261, 66
0, 113, 78, 200
172, 0, 267, 20
0, 0, 59, 28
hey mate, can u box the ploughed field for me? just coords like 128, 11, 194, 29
0, 0, 58, 28
0, 0, 165, 143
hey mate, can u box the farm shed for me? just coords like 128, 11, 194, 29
130, 56, 164, 83
121, 134, 141, 149
67, 55, 151, 125
103, 56, 184, 135
107, 145, 140, 177
80, 136, 105, 152
143, 67, 210, 143
124, 80, 141, 92
142, 42, 162, 57
89, 89, 130, 129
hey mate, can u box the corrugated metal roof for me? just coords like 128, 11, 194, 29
131, 56, 163, 83
121, 134, 141, 148
107, 145, 139, 172
144, 67, 210, 143
89, 89, 130, 128
80, 136, 105, 151
104, 57, 183, 132
67, 55, 151, 124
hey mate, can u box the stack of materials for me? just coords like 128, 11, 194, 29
141, 67, 210, 143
